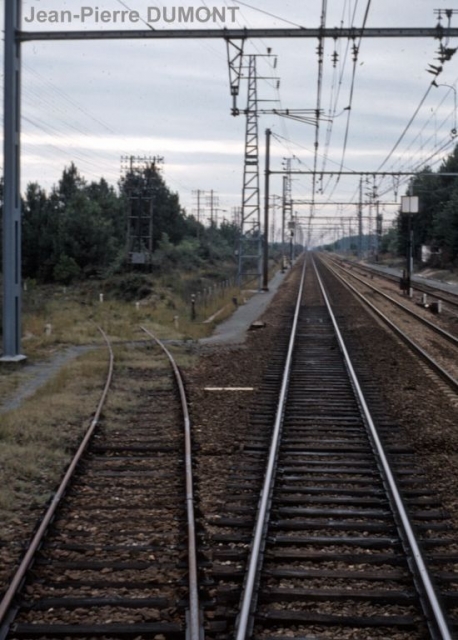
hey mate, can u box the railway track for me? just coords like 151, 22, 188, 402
325, 255, 458, 345
3, 260, 458, 640
332, 255, 458, 311
0, 330, 203, 640
206, 255, 457, 639
321, 255, 458, 394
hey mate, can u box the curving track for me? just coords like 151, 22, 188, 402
0, 329, 202, 640
3, 260, 458, 640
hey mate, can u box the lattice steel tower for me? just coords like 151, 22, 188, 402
237, 54, 262, 287
121, 155, 162, 267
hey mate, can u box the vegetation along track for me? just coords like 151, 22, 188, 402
0, 328, 202, 640
321, 255, 458, 396
206, 255, 458, 640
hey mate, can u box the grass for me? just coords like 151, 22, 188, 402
0, 263, 281, 407
0, 348, 108, 531
0, 261, 281, 531
0, 340, 198, 535
17, 281, 253, 361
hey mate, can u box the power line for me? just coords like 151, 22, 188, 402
230, 0, 305, 28
310, 0, 328, 212
377, 84, 434, 172
320, 0, 357, 193
331, 0, 372, 190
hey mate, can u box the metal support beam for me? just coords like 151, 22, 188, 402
7, 15, 458, 359
262, 128, 271, 291
281, 177, 287, 272
358, 178, 363, 258
295, 215, 378, 220
269, 171, 458, 176
2, 0, 25, 361
237, 55, 262, 288
292, 201, 398, 205
19, 27, 458, 42
226, 39, 245, 116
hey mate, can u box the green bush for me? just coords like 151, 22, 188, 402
53, 255, 81, 285
103, 274, 153, 302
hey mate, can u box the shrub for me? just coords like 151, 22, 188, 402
53, 255, 81, 285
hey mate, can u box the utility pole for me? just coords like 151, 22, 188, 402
232, 206, 242, 227
281, 176, 287, 272
262, 128, 271, 291
237, 54, 261, 287
2, 0, 24, 361
5, 15, 458, 369
375, 202, 383, 261
208, 190, 216, 226
358, 177, 363, 259
289, 214, 295, 265
192, 189, 203, 224
269, 195, 281, 242
282, 158, 293, 268
227, 47, 279, 289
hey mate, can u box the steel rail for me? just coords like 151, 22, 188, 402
322, 258, 458, 393
0, 327, 114, 632
312, 257, 453, 640
234, 258, 307, 640
329, 257, 458, 347
140, 327, 202, 640
335, 256, 458, 310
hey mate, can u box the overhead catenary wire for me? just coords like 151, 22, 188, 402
321, 70, 455, 217
382, 75, 458, 175
230, 0, 306, 28
310, 0, 328, 215
377, 83, 434, 172
327, 0, 372, 196
320, 0, 358, 193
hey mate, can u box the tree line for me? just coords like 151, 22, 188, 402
323, 144, 458, 266
396, 143, 458, 266
0, 163, 239, 284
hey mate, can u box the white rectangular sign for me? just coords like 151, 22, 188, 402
401, 196, 419, 214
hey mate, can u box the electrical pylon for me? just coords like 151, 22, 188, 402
238, 54, 262, 288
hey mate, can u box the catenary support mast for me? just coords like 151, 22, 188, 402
238, 55, 262, 288
3, 5, 458, 358
2, 0, 24, 361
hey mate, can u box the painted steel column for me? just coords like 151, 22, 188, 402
358, 178, 363, 258
281, 176, 286, 272
2, 0, 25, 361
262, 128, 271, 291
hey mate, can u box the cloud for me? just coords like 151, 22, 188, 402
1, 0, 457, 226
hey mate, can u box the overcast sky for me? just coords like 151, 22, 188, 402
2, 0, 458, 245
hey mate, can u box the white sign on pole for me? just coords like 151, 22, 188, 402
401, 196, 419, 214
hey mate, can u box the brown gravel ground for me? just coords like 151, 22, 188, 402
187, 264, 302, 522
317, 256, 458, 529
188, 252, 458, 535
0, 264, 302, 613
4, 252, 458, 630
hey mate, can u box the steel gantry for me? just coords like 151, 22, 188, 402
3, 5, 458, 358
238, 54, 262, 288
226, 43, 279, 288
